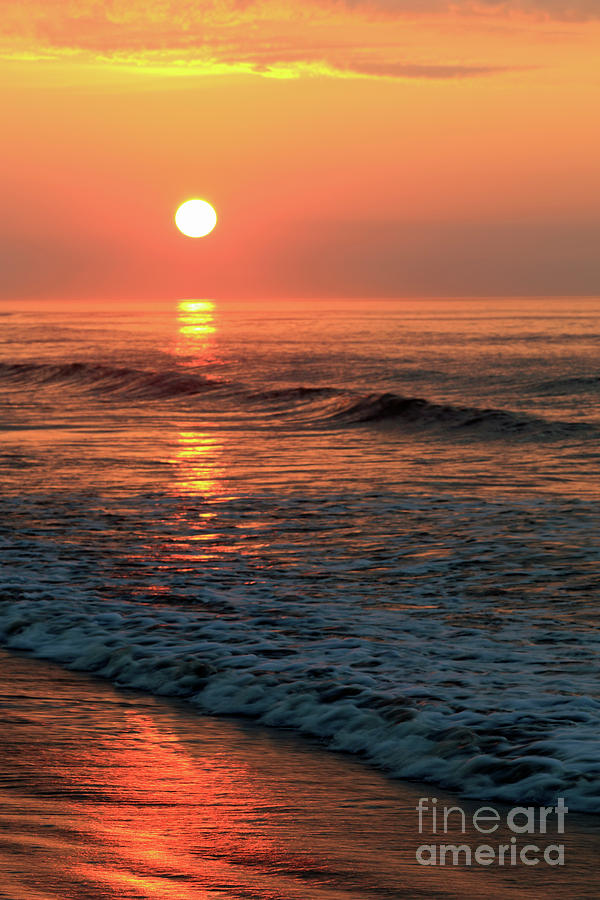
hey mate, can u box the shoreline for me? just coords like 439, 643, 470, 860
1, 647, 599, 899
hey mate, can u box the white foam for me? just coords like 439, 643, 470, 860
1, 592, 599, 813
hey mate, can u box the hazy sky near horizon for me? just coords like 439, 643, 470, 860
1, 0, 599, 299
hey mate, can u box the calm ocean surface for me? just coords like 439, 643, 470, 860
1, 297, 599, 811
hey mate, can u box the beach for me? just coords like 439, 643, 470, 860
1, 648, 599, 900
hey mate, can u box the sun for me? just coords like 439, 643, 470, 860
175, 199, 217, 238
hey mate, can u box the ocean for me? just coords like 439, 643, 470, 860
1, 296, 599, 813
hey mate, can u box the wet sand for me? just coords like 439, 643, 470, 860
0, 648, 598, 900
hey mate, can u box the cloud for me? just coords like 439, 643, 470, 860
473, 0, 600, 19
0, 0, 596, 80
332, 0, 600, 19
337, 60, 517, 78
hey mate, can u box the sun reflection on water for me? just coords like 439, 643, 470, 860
171, 300, 225, 498
173, 431, 224, 497
175, 299, 217, 364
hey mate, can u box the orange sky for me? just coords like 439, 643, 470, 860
1, 0, 599, 298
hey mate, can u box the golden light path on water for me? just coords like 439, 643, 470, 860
172, 299, 223, 497
175, 300, 217, 361
174, 431, 223, 497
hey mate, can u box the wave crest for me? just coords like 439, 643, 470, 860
326, 391, 590, 438
0, 361, 591, 439
0, 361, 225, 400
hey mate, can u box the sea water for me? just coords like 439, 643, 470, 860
1, 297, 599, 811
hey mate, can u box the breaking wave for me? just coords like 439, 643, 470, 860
0, 360, 592, 439
0, 595, 598, 813
325, 392, 593, 438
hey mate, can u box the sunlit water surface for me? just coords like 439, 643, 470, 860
0, 298, 599, 817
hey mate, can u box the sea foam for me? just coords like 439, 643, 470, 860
1, 594, 599, 813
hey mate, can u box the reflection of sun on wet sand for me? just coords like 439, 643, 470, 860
1, 649, 599, 900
